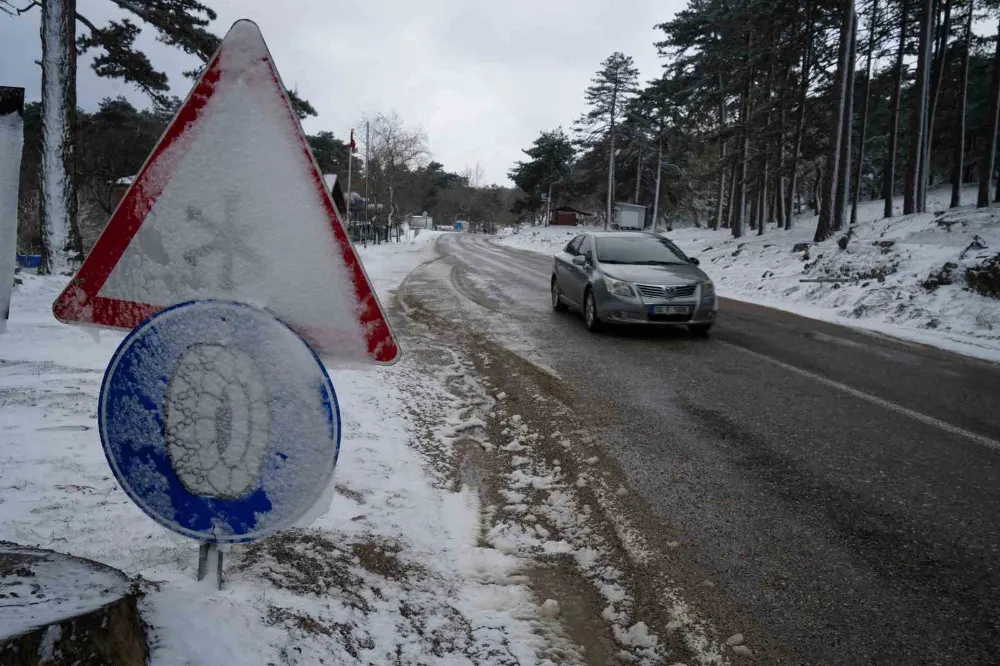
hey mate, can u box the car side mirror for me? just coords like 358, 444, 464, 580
572, 255, 587, 266
690, 257, 700, 266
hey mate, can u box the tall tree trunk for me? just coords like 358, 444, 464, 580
835, 10, 858, 232
734, 32, 753, 238
905, 0, 933, 215
816, 0, 854, 242
814, 163, 823, 214
634, 146, 642, 204
758, 180, 767, 235
759, 59, 775, 235
884, 3, 907, 218
951, 0, 973, 208
653, 134, 664, 230
606, 130, 615, 227
978, 18, 1000, 208
924, 0, 953, 209
714, 74, 727, 230
725, 159, 737, 228
776, 68, 790, 228
787, 0, 813, 230
38, 0, 80, 276
606, 93, 617, 228
851, 0, 878, 226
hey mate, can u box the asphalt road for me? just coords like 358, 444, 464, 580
411, 231, 1000, 666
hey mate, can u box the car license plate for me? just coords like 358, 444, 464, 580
651, 305, 690, 315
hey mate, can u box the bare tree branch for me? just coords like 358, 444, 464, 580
0, 0, 39, 16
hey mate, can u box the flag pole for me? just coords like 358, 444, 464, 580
346, 128, 354, 224
364, 121, 370, 247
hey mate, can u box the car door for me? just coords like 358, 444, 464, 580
571, 235, 597, 304
555, 235, 586, 307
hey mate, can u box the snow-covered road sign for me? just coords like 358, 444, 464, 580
52, 20, 398, 364
99, 300, 340, 543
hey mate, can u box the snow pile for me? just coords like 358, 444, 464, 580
666, 187, 1000, 361
0, 231, 558, 664
498, 224, 603, 255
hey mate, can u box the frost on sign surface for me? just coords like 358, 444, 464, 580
164, 343, 269, 498
94, 20, 368, 361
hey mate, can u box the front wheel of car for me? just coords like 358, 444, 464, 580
584, 290, 602, 332
551, 277, 568, 312
689, 323, 712, 337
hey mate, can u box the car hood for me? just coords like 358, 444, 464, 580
600, 262, 707, 285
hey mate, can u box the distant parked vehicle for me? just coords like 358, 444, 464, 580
550, 231, 716, 335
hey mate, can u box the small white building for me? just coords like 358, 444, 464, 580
613, 202, 647, 230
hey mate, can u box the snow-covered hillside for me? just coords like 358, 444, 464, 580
498, 188, 1000, 362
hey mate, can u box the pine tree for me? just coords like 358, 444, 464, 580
884, 1, 908, 218
905, 0, 933, 215
575, 52, 639, 228
816, 0, 855, 242
851, 0, 878, 226
786, 0, 813, 228
978, 17, 1000, 208
924, 0, 953, 209
834, 10, 858, 232
509, 129, 575, 221
951, 0, 974, 208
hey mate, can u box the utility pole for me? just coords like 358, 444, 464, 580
346, 128, 353, 225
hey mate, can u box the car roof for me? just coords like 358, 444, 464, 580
581, 230, 664, 239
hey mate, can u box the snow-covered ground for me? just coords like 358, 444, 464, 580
498, 187, 1000, 362
0, 230, 570, 664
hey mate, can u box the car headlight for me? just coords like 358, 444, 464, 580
701, 280, 715, 299
602, 276, 635, 298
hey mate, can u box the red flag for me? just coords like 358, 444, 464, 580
349, 128, 356, 153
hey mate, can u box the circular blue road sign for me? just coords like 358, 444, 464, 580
99, 300, 341, 543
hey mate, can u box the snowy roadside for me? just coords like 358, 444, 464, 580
496, 188, 1000, 362
0, 230, 568, 664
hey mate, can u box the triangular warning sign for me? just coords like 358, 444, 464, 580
53, 20, 399, 364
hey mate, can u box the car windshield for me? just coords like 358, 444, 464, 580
595, 236, 689, 265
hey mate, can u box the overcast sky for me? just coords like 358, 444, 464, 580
1, 0, 684, 185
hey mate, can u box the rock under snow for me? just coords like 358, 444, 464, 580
540, 599, 560, 618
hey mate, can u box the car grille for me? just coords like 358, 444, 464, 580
635, 283, 697, 300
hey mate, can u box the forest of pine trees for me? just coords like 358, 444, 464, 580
513, 0, 1000, 240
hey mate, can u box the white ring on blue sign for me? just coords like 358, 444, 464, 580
98, 300, 341, 543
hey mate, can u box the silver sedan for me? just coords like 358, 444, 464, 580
550, 231, 717, 334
